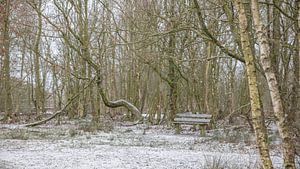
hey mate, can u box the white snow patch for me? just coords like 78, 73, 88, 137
0, 124, 289, 169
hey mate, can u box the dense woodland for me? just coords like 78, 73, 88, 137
0, 0, 299, 168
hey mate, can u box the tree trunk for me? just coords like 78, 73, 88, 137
296, 0, 300, 118
271, 0, 280, 73
166, 1, 178, 125
234, 0, 273, 168
97, 74, 142, 122
33, 0, 44, 117
77, 0, 89, 118
168, 58, 178, 124
204, 42, 212, 113
1, 0, 13, 122
251, 0, 296, 168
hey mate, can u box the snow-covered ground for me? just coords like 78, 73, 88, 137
0, 123, 290, 169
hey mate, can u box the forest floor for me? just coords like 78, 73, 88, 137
0, 118, 296, 169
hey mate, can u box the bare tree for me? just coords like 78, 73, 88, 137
0, 0, 13, 122
251, 0, 296, 167
233, 0, 273, 168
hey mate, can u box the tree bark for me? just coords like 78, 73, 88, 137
297, 0, 300, 113
1, 0, 13, 122
204, 42, 212, 113
166, 1, 178, 125
271, 0, 280, 72
33, 0, 44, 116
97, 74, 142, 122
234, 0, 273, 168
193, 0, 245, 63
251, 0, 296, 168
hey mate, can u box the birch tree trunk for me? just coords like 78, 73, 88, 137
234, 0, 273, 168
251, 0, 296, 168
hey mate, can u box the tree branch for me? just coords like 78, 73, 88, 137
97, 76, 143, 123
192, 0, 245, 63
23, 77, 96, 127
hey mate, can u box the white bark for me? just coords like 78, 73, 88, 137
251, 0, 296, 168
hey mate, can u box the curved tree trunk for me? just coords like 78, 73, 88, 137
97, 75, 142, 122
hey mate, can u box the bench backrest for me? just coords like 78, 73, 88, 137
176, 113, 212, 119
174, 112, 212, 124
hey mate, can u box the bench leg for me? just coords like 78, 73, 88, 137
199, 125, 206, 137
175, 124, 181, 134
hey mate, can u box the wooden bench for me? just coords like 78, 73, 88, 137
173, 112, 212, 136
